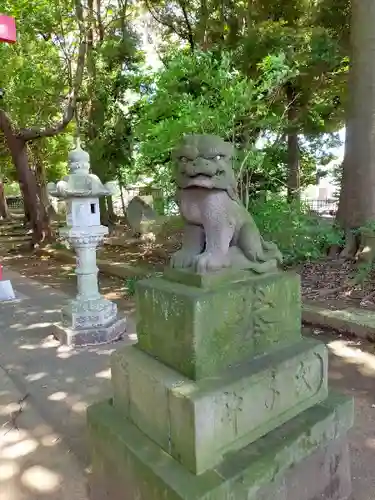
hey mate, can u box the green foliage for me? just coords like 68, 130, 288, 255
4, 182, 20, 196
36, 136, 72, 181
0, 0, 80, 191
131, 47, 342, 198
1, 0, 142, 205
0, 1, 70, 128
142, 0, 349, 137
251, 195, 343, 264
132, 49, 295, 186
79, 5, 142, 184
0, 0, 349, 258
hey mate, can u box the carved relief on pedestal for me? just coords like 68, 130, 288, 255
253, 284, 278, 340
294, 353, 325, 397
264, 370, 281, 411
220, 391, 244, 437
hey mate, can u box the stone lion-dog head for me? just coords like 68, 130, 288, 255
172, 134, 238, 200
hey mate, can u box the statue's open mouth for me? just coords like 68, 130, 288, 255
185, 174, 215, 188
183, 169, 224, 188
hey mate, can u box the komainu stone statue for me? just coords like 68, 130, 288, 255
170, 134, 282, 273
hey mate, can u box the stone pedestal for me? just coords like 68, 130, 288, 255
53, 228, 126, 347
87, 269, 353, 499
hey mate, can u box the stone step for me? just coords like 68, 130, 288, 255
111, 338, 328, 474
136, 269, 301, 379
0, 221, 24, 230
9, 208, 24, 214
0, 234, 31, 242
0, 226, 27, 233
303, 302, 375, 340
87, 392, 353, 500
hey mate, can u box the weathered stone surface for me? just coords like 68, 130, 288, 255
170, 134, 282, 274
61, 296, 117, 331
163, 267, 253, 289
230, 436, 352, 500
111, 347, 186, 453
127, 196, 158, 235
87, 392, 353, 500
111, 338, 328, 474
53, 316, 126, 347
136, 271, 301, 379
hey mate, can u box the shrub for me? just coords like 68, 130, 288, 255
250, 195, 343, 265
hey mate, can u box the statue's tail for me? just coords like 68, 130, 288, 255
261, 237, 283, 264
238, 223, 283, 265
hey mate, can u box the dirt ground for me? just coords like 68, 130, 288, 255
2, 218, 375, 313
0, 248, 133, 311
301, 259, 375, 310
305, 325, 375, 500
101, 223, 375, 312
97, 221, 182, 268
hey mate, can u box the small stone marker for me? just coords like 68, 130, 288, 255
126, 196, 158, 236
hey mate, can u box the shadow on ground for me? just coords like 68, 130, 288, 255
0, 264, 374, 500
305, 326, 375, 500
0, 251, 134, 310
0, 370, 87, 499
0, 269, 136, 499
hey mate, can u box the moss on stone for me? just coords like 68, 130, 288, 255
136, 271, 301, 379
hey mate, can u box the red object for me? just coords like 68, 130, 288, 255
0, 15, 16, 43
0, 264, 3, 281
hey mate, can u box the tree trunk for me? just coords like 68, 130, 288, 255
34, 150, 54, 241
16, 149, 44, 245
0, 0, 86, 244
0, 117, 43, 244
0, 182, 10, 219
336, 0, 375, 258
99, 197, 109, 226
21, 190, 31, 228
107, 195, 117, 223
119, 180, 127, 217
337, 0, 375, 228
286, 83, 300, 202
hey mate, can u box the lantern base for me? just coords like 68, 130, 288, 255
61, 296, 118, 331
53, 316, 127, 347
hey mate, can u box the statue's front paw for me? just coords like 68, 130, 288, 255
170, 249, 196, 269
193, 251, 230, 273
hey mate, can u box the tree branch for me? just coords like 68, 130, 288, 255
18, 0, 87, 142
144, 0, 182, 39
0, 109, 15, 141
177, 0, 195, 52
96, 0, 105, 41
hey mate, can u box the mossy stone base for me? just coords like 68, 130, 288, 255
136, 270, 301, 379
163, 267, 257, 289
111, 339, 328, 474
87, 393, 353, 500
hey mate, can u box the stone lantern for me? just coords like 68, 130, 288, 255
48, 144, 126, 346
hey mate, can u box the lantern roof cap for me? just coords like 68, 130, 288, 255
47, 144, 116, 199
